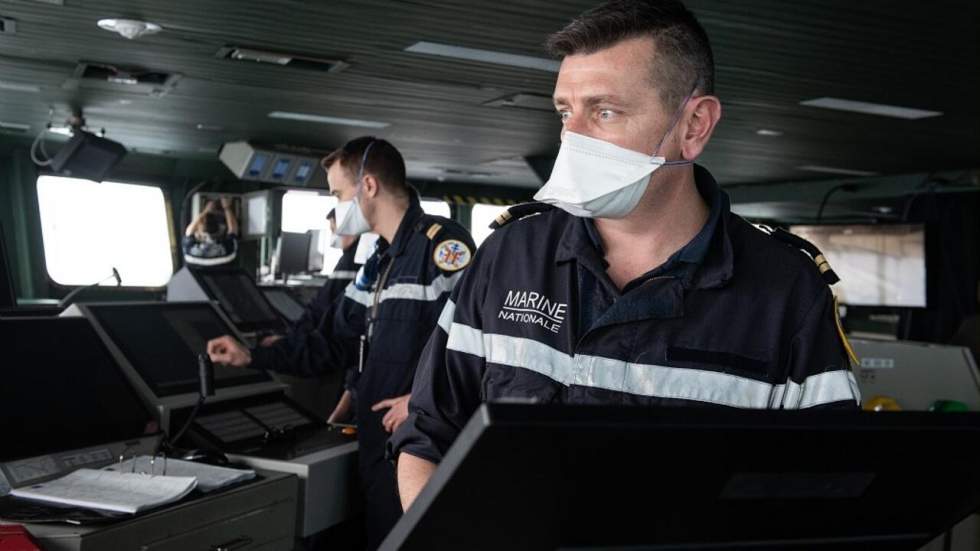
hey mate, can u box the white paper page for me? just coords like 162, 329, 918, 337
106, 456, 255, 492
10, 469, 197, 514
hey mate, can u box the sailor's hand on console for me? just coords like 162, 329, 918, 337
372, 394, 411, 433
207, 335, 252, 368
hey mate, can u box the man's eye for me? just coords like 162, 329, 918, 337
598, 109, 615, 121
558, 111, 571, 122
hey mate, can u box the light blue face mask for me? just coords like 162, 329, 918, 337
534, 89, 696, 219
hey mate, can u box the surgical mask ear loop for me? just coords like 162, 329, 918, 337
353, 140, 377, 201
652, 85, 699, 165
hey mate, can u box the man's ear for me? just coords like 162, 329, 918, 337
362, 174, 381, 199
681, 95, 722, 161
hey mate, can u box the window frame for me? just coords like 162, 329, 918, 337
278, 188, 342, 276
35, 172, 177, 291
470, 202, 511, 248
420, 197, 452, 219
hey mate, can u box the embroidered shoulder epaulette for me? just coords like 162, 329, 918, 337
489, 202, 556, 230
754, 225, 858, 367
754, 224, 840, 285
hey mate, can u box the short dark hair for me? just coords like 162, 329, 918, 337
326, 208, 336, 221
546, 0, 714, 109
321, 136, 408, 197
203, 212, 225, 236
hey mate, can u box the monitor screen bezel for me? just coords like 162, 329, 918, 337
79, 301, 277, 401
0, 316, 159, 463
786, 222, 928, 309
0, 223, 17, 308
190, 267, 285, 333
261, 287, 306, 323
278, 231, 313, 276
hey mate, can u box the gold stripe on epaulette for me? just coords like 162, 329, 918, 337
814, 254, 832, 274
426, 223, 443, 240
494, 210, 513, 226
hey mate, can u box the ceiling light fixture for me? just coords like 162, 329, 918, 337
97, 19, 162, 40
268, 111, 389, 129
0, 121, 30, 132
217, 46, 349, 73
484, 93, 555, 111
798, 165, 879, 177
800, 97, 942, 120
404, 41, 559, 72
756, 128, 783, 137
230, 48, 291, 65
0, 80, 41, 93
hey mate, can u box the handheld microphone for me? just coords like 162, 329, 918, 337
57, 267, 122, 310
197, 353, 215, 397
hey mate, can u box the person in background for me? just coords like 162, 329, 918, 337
252, 209, 362, 422
182, 196, 239, 266
208, 137, 475, 548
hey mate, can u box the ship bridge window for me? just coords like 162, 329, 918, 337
36, 175, 174, 287
471, 203, 510, 247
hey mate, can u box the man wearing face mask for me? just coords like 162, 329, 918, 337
210, 137, 475, 548
391, 0, 861, 512
207, 209, 361, 421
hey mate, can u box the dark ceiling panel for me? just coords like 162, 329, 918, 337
0, 0, 976, 190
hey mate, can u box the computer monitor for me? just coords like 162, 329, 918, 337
195, 269, 283, 333
384, 404, 980, 550
81, 302, 273, 399
789, 224, 926, 308
262, 288, 305, 323
278, 232, 311, 276
0, 318, 155, 462
307, 230, 324, 273
49, 130, 127, 183
0, 223, 15, 308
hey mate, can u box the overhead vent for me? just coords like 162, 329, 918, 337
483, 93, 554, 112
65, 62, 182, 97
219, 141, 325, 186
216, 46, 349, 73
439, 168, 496, 179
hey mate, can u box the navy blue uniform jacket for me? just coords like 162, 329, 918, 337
391, 165, 860, 465
333, 201, 475, 491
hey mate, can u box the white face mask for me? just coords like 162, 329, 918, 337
334, 197, 371, 236
534, 94, 695, 219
